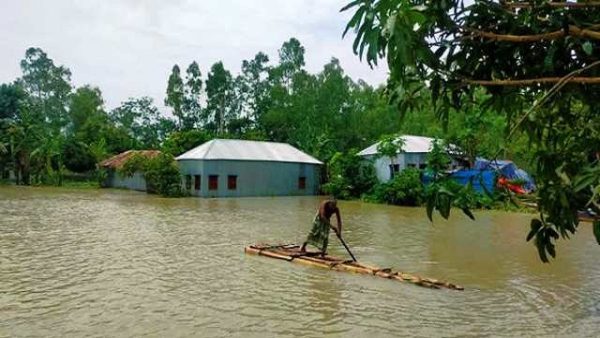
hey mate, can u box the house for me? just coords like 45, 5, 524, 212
99, 150, 161, 191
358, 135, 461, 182
176, 139, 322, 197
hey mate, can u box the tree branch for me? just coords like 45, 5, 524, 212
465, 25, 600, 42
465, 77, 600, 86
505, 1, 600, 9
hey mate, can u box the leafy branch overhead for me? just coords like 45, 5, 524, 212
343, 0, 600, 261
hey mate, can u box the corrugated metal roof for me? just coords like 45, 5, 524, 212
176, 139, 323, 165
358, 135, 439, 156
99, 150, 161, 169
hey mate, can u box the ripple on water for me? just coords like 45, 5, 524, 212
1, 187, 599, 337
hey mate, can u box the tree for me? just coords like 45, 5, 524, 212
69, 86, 104, 134
323, 150, 378, 199
13, 48, 73, 185
240, 52, 271, 126
445, 89, 508, 167
343, 0, 600, 261
19, 47, 72, 130
183, 61, 203, 130
111, 97, 174, 149
376, 134, 405, 178
162, 129, 212, 156
165, 65, 185, 129
205, 62, 235, 135
0, 83, 27, 178
278, 38, 306, 87
66, 86, 110, 172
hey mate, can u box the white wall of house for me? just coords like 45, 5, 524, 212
359, 135, 463, 183
365, 153, 429, 182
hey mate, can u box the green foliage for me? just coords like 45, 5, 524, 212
322, 151, 377, 199
344, 0, 600, 261
205, 61, 235, 135
161, 130, 212, 156
239, 52, 271, 125
423, 141, 476, 221
143, 154, 184, 197
20, 47, 72, 130
119, 153, 183, 197
95, 167, 108, 187
63, 137, 96, 172
165, 65, 185, 128
376, 134, 404, 160
110, 97, 175, 149
117, 153, 147, 178
368, 168, 423, 206
183, 61, 203, 129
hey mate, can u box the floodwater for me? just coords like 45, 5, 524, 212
1, 187, 599, 337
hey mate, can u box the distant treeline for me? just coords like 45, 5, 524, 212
0, 38, 529, 186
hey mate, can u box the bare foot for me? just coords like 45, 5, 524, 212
299, 243, 307, 253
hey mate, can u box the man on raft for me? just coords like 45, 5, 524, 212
300, 199, 342, 256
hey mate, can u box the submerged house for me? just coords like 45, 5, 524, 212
176, 139, 322, 197
358, 135, 461, 182
99, 150, 161, 191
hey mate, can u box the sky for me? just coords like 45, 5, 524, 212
0, 0, 388, 110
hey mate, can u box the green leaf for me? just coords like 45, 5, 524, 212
343, 6, 366, 37
439, 194, 451, 219
555, 167, 571, 186
547, 241, 556, 258
527, 219, 542, 242
340, 0, 363, 12
461, 207, 475, 220
385, 14, 397, 37
582, 41, 593, 56
573, 174, 596, 193
535, 233, 549, 263
593, 221, 600, 245
426, 198, 434, 222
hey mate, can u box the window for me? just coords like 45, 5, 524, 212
228, 175, 237, 190
389, 164, 400, 178
407, 163, 417, 168
419, 163, 427, 170
194, 175, 201, 190
185, 175, 192, 190
209, 175, 218, 190
298, 176, 306, 189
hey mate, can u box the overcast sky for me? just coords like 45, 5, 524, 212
0, 0, 388, 110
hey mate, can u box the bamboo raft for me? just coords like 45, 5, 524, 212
245, 244, 463, 291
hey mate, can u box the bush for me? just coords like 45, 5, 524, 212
119, 153, 184, 197
368, 168, 424, 206
144, 154, 184, 197
322, 151, 377, 199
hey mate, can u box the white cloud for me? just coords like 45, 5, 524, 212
0, 0, 387, 110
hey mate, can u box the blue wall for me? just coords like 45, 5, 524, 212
177, 159, 320, 197
103, 170, 148, 191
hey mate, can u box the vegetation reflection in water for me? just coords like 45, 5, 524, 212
1, 186, 599, 336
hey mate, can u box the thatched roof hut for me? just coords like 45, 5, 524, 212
100, 150, 161, 169
99, 150, 161, 191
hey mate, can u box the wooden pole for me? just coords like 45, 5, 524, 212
335, 232, 357, 262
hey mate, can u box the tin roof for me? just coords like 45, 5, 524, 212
176, 139, 323, 165
358, 135, 443, 156
99, 150, 161, 169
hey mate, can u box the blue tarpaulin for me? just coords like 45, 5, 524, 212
422, 170, 496, 194
449, 169, 496, 194
474, 158, 536, 192
422, 158, 535, 194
